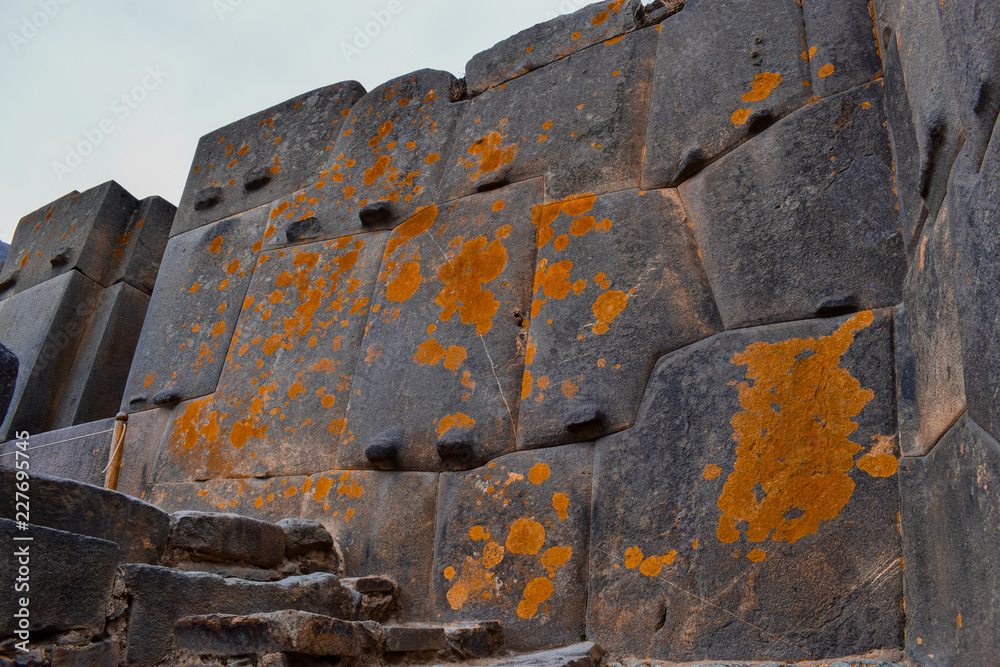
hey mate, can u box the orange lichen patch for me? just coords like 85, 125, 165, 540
414, 338, 446, 365
703, 463, 723, 480
639, 551, 678, 577
481, 540, 506, 569
857, 433, 899, 478
553, 493, 570, 520
522, 370, 534, 400
747, 548, 767, 563
571, 31, 582, 41
438, 412, 476, 437
364, 154, 392, 186
444, 566, 456, 580
386, 205, 438, 256
211, 321, 227, 336
533, 259, 575, 310
466, 131, 519, 181
143, 372, 157, 389
561, 380, 579, 399
189, 283, 201, 294
592, 290, 628, 334
717, 312, 876, 546
593, 10, 610, 24
337, 472, 365, 498
505, 518, 546, 555
862, 101, 872, 109
623, 546, 644, 569
435, 236, 507, 335
541, 545, 573, 576
470, 525, 491, 541
208, 236, 224, 254
493, 200, 506, 212
731, 108, 752, 125
444, 346, 467, 371
517, 577, 554, 619
801, 46, 818, 61
385, 261, 423, 303
446, 556, 497, 610
818, 63, 835, 78
741, 72, 784, 102
528, 463, 551, 485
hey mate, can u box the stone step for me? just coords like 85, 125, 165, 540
383, 625, 446, 653
495, 643, 606, 667
166, 510, 286, 569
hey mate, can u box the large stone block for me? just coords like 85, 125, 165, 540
301, 469, 438, 621
168, 511, 286, 568
148, 475, 307, 522
679, 82, 906, 330
518, 189, 720, 450
899, 415, 1000, 665
120, 565, 358, 666
431, 445, 593, 650
116, 407, 173, 499
0, 343, 17, 427
589, 311, 903, 661
116, 196, 178, 294
265, 70, 464, 248
0, 419, 114, 487
802, 0, 883, 99
171, 82, 366, 237
439, 28, 657, 202
465, 0, 643, 97
121, 206, 268, 413
0, 520, 120, 638
338, 182, 540, 472
640, 0, 812, 188
895, 201, 965, 457
0, 467, 169, 564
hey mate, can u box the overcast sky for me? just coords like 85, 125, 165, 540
0, 0, 591, 244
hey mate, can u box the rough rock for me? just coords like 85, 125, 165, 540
50, 642, 119, 666
439, 621, 505, 661
167, 511, 286, 568
641, 0, 811, 188
0, 419, 114, 487
678, 82, 905, 329
0, 344, 14, 424
115, 196, 178, 295
0, 520, 120, 637
171, 82, 366, 236
277, 518, 335, 557
518, 188, 721, 450
431, 445, 593, 651
589, 312, 903, 660
899, 415, 1000, 666
497, 642, 605, 667
439, 28, 658, 202
801, 0, 883, 99
383, 625, 445, 652
0, 467, 169, 564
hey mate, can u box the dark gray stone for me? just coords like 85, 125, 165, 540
0, 467, 168, 563
115, 406, 173, 499
0, 344, 16, 425
465, 0, 642, 97
439, 28, 657, 202
171, 82, 366, 237
0, 519, 119, 637
802, 0, 883, 99
0, 420, 114, 487
498, 643, 605, 667
899, 415, 1000, 665
518, 188, 721, 450
383, 625, 445, 652
440, 621, 505, 660
589, 312, 903, 660
115, 196, 177, 295
678, 82, 906, 330
50, 642, 119, 667
641, 0, 812, 188
120, 565, 359, 666
277, 519, 335, 557
167, 511, 286, 568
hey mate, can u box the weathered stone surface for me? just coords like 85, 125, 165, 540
0, 467, 168, 564
431, 445, 592, 650
498, 643, 605, 667
802, 0, 883, 99
589, 312, 903, 661
383, 625, 445, 652
641, 0, 811, 188
338, 182, 540, 472
277, 518, 335, 557
679, 82, 905, 330
115, 196, 177, 295
120, 565, 358, 665
440, 621, 505, 660
0, 520, 119, 637
265, 71, 464, 247
154, 234, 385, 482
171, 82, 366, 237
465, 0, 642, 97
899, 415, 1000, 666
174, 611, 380, 657
301, 469, 438, 621
895, 201, 965, 457
147, 475, 307, 522
0, 344, 14, 424
0, 420, 113, 487
440, 28, 657, 202
50, 642, 119, 666
167, 511, 286, 568
116, 407, 173, 499
121, 205, 268, 413
518, 189, 720, 450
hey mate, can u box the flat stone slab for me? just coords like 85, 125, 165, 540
0, 467, 168, 564
641, 0, 812, 188
431, 445, 593, 651
589, 311, 903, 661
518, 188, 720, 450
174, 610, 380, 657
147, 475, 308, 523
383, 625, 446, 652
338, 181, 541, 472
167, 511, 286, 568
0, 419, 114, 488
172, 82, 366, 237
801, 0, 883, 99
679, 82, 905, 329
439, 28, 658, 202
265, 70, 464, 248
899, 415, 1000, 666
498, 642, 605, 667
121, 205, 269, 414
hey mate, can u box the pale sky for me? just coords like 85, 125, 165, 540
0, 0, 592, 243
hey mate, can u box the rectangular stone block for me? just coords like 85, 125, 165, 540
171, 82, 366, 237
121, 205, 268, 413
439, 28, 657, 202
116, 406, 173, 499
167, 511, 286, 568
116, 196, 177, 294
802, 0, 883, 99
301, 469, 438, 621
465, 0, 643, 96
899, 415, 1000, 666
0, 419, 114, 487
678, 82, 906, 330
641, 0, 812, 188
518, 189, 721, 450
589, 311, 903, 660
431, 445, 593, 651
148, 475, 307, 522
265, 70, 465, 249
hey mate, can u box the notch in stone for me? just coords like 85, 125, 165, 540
813, 295, 859, 319
194, 186, 223, 211
437, 427, 476, 467
151, 389, 182, 407
285, 216, 323, 244
565, 401, 605, 432
365, 428, 404, 470
358, 200, 397, 229
50, 247, 72, 267
244, 165, 274, 191
476, 174, 510, 193
0, 271, 17, 292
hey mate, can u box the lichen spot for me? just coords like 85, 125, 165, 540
624, 547, 644, 569
818, 63, 835, 78
444, 566, 456, 580
435, 236, 507, 335
528, 463, 551, 485
741, 72, 784, 102
438, 412, 476, 438
592, 290, 628, 334
747, 548, 767, 563
386, 261, 423, 303
857, 433, 899, 478
731, 108, 752, 126
553, 493, 570, 520
207, 236, 224, 254
143, 372, 156, 389
506, 518, 546, 555
517, 577, 554, 619
466, 131, 519, 180
469, 525, 491, 541
703, 464, 722, 480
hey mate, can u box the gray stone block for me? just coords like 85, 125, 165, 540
146, 475, 307, 522
167, 511, 286, 568
115, 196, 177, 295
116, 406, 173, 499
50, 642, 119, 666
802, 0, 883, 99
0, 344, 16, 425
277, 519, 334, 557
0, 420, 114, 487
383, 625, 445, 652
